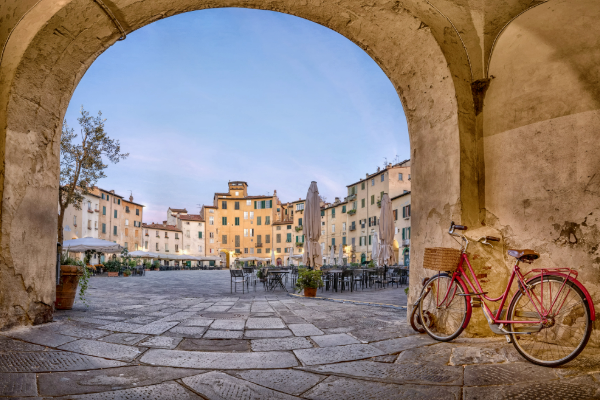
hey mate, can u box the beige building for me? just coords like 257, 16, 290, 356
142, 222, 183, 262
202, 182, 280, 266
277, 198, 307, 265
345, 160, 411, 264
319, 198, 349, 265
177, 214, 205, 257
61, 192, 101, 242
391, 191, 411, 266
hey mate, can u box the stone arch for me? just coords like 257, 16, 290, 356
0, 0, 477, 328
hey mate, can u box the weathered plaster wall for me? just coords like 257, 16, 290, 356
483, 0, 600, 342
0, 0, 473, 329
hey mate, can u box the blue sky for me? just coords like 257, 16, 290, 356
65, 8, 409, 223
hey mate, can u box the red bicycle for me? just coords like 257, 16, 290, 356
417, 222, 595, 366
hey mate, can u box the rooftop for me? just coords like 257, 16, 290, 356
142, 223, 182, 232
179, 214, 204, 222
390, 191, 411, 201
169, 208, 188, 213
346, 159, 411, 187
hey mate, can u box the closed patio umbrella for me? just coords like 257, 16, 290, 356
271, 249, 275, 266
330, 244, 335, 265
338, 243, 345, 266
302, 182, 323, 270
378, 193, 396, 266
288, 247, 294, 266
372, 231, 379, 265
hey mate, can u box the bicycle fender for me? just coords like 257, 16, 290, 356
525, 273, 595, 321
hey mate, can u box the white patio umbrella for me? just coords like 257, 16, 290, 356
302, 182, 323, 270
330, 244, 335, 265
378, 193, 396, 266
338, 243, 344, 266
62, 237, 123, 253
372, 231, 379, 265
271, 249, 275, 266
288, 247, 294, 266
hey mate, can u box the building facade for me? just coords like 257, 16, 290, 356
61, 192, 101, 242
391, 191, 411, 266
93, 187, 144, 251
319, 198, 349, 265
142, 222, 183, 261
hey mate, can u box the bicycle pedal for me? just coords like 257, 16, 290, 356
471, 297, 481, 308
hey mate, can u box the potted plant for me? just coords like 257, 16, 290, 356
347, 209, 356, 216
152, 260, 160, 271
256, 269, 266, 282
105, 259, 120, 277
143, 261, 151, 271
56, 253, 91, 310
295, 268, 323, 297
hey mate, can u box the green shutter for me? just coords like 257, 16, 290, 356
343, 236, 346, 245
298, 218, 302, 226
332, 209, 335, 217
342, 205, 346, 213
222, 217, 227, 225
198, 231, 202, 239
402, 228, 405, 240
408, 227, 411, 239
321, 210, 324, 216
332, 238, 335, 246
261, 200, 266, 208
254, 201, 257, 209
102, 206, 106, 215
369, 235, 371, 245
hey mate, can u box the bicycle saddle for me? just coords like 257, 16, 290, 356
507, 249, 540, 262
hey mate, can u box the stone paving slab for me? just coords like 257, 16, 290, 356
202, 329, 243, 339
369, 334, 436, 353
131, 321, 180, 335
98, 322, 144, 333
251, 337, 313, 352
0, 336, 49, 352
244, 329, 293, 338
0, 351, 126, 372
3, 327, 77, 348
235, 369, 326, 396
204, 305, 232, 312
288, 324, 324, 337
300, 360, 463, 385
0, 372, 37, 397
58, 339, 146, 362
53, 381, 201, 399
58, 325, 111, 339
126, 316, 159, 324
464, 362, 557, 386
37, 366, 203, 397
100, 333, 149, 346
246, 317, 286, 329
182, 318, 214, 327
177, 338, 250, 352
303, 376, 461, 400
294, 344, 385, 366
210, 319, 246, 330
181, 371, 300, 400
463, 375, 600, 400
141, 349, 298, 369
396, 343, 453, 365
141, 336, 183, 349
311, 333, 361, 348
166, 326, 207, 338
450, 344, 519, 365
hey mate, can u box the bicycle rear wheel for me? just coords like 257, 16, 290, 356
507, 275, 592, 367
419, 273, 469, 341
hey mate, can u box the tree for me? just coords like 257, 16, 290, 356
58, 107, 128, 246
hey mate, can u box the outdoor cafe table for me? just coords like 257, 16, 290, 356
267, 270, 289, 292
327, 269, 343, 292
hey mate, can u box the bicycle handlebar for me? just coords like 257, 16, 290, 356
449, 221, 467, 234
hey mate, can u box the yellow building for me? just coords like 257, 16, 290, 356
319, 198, 349, 265
202, 182, 279, 266
345, 160, 411, 264
276, 198, 306, 265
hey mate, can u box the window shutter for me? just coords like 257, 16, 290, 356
254, 201, 257, 209
342, 205, 346, 213
408, 227, 411, 239
369, 235, 371, 245
261, 200, 266, 208
402, 228, 405, 240
299, 218, 302, 226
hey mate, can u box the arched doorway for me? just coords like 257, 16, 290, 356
403, 248, 410, 267
360, 253, 366, 264
276, 258, 282, 267
0, 0, 476, 328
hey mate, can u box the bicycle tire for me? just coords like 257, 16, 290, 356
410, 304, 426, 333
419, 273, 469, 341
508, 275, 592, 367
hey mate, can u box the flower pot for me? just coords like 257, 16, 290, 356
145, 269, 151, 271
107, 271, 119, 277
55, 265, 82, 310
303, 288, 317, 297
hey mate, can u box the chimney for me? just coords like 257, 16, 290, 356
129, 194, 133, 202
163, 221, 167, 227
377, 167, 381, 172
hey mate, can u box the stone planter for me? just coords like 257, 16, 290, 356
303, 288, 317, 297
55, 265, 82, 310
145, 269, 151, 271
107, 271, 119, 277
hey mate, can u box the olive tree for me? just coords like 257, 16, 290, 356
58, 107, 128, 246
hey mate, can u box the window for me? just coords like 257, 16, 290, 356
332, 224, 335, 233
209, 232, 214, 238
353, 201, 357, 210
95, 221, 98, 230
125, 219, 129, 226
321, 210, 324, 216
222, 235, 227, 244
332, 208, 335, 218
361, 182, 365, 190
222, 201, 227, 209
246, 200, 251, 206
265, 216, 270, 225
209, 209, 214, 213
102, 206, 106, 215
222, 217, 227, 225
144, 241, 148, 249
398, 173, 403, 181
322, 221, 325, 226
250, 248, 254, 254
296, 203, 304, 211
287, 225, 291, 230
198, 231, 203, 239
257, 249, 262, 254
125, 205, 129, 213
106, 194, 109, 201
155, 243, 159, 251
284, 247, 289, 253
352, 237, 356, 245
114, 210, 118, 218
244, 212, 248, 220
342, 222, 346, 231
276, 226, 281, 230
381, 173, 385, 182
276, 248, 281, 253
402, 227, 411, 240
266, 248, 271, 253
250, 229, 255, 237
244, 248, 248, 254
125, 228, 129, 235
118, 199, 121, 205
235, 217, 240, 226
113, 226, 117, 235
210, 237, 214, 244
136, 209, 139, 216
102, 193, 105, 200
198, 245, 203, 252
286, 233, 292, 243
266, 234, 271, 243
234, 201, 240, 210
87, 220, 91, 229
408, 174, 411, 180
244, 229, 248, 237
186, 230, 190, 238
250, 212, 254, 220
369, 235, 372, 245
332, 238, 335, 246
342, 236, 347, 245
402, 205, 411, 218
342, 205, 346, 213
257, 234, 262, 244
321, 229, 325, 235
165, 243, 169, 252
361, 199, 365, 208
73, 216, 77, 226
209, 216, 214, 225
393, 209, 398, 220
235, 235, 240, 247
186, 245, 190, 251
371, 178, 375, 186
257, 216, 262, 225
276, 234, 281, 243
175, 233, 179, 239
371, 195, 375, 205
210, 248, 214, 254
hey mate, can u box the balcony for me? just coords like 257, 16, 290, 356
347, 209, 357, 216
87, 209, 94, 213
347, 193, 356, 201
94, 209, 99, 212
403, 239, 410, 247
295, 225, 303, 232
349, 225, 356, 231
376, 200, 381, 208
256, 243, 263, 248
87, 227, 92, 230
295, 242, 304, 247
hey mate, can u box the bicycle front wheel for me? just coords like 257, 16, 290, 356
419, 274, 469, 341
508, 275, 592, 366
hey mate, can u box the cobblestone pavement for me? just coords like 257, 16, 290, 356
1, 271, 599, 399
